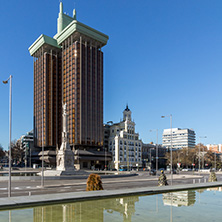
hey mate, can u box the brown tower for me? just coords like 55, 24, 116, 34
32, 42, 62, 149
29, 3, 109, 168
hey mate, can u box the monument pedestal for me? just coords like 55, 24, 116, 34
57, 145, 75, 172
38, 169, 89, 176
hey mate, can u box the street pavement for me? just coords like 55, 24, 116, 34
0, 171, 220, 198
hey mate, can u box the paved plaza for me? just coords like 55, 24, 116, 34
0, 170, 221, 198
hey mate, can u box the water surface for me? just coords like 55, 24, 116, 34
0, 187, 221, 222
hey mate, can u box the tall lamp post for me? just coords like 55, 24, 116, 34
3, 75, 12, 197
150, 129, 158, 177
161, 114, 173, 185
198, 136, 207, 175
214, 144, 216, 170
105, 147, 107, 172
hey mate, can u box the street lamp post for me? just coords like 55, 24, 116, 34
161, 114, 173, 185
30, 147, 31, 168
150, 129, 158, 177
150, 148, 152, 170
215, 150, 216, 170
202, 146, 205, 169
105, 147, 106, 171
3, 75, 12, 197
25, 146, 27, 171
198, 143, 201, 174
214, 144, 216, 170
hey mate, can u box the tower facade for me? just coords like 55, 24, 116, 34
29, 3, 109, 166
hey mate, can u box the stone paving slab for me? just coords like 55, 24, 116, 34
0, 181, 221, 211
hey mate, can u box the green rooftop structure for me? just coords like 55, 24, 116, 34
29, 2, 108, 56
28, 2, 110, 170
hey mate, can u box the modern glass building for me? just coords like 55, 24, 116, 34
29, 3, 109, 168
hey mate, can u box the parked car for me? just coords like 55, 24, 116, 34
119, 168, 127, 171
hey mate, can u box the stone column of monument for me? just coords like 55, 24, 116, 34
57, 103, 75, 172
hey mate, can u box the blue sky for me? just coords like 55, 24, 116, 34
0, 0, 222, 150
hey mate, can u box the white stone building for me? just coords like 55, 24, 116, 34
106, 106, 142, 170
162, 128, 195, 149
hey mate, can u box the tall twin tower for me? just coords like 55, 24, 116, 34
29, 3, 109, 158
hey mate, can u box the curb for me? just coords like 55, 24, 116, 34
0, 181, 221, 211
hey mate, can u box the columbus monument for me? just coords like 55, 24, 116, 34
41, 103, 75, 176
56, 103, 75, 172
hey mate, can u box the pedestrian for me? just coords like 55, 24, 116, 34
158, 170, 168, 186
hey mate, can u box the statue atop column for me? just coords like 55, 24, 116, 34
57, 103, 75, 171
61, 103, 69, 145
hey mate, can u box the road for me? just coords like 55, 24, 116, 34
0, 171, 220, 198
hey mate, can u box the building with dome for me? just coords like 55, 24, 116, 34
104, 106, 142, 170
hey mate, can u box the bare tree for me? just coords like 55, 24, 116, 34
11, 140, 23, 165
0, 144, 5, 158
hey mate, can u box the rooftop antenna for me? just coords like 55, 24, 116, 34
59, 0, 63, 14
73, 1, 77, 19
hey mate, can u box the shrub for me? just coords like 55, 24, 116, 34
86, 173, 104, 191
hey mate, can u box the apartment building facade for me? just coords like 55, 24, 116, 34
162, 128, 196, 149
104, 106, 142, 170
